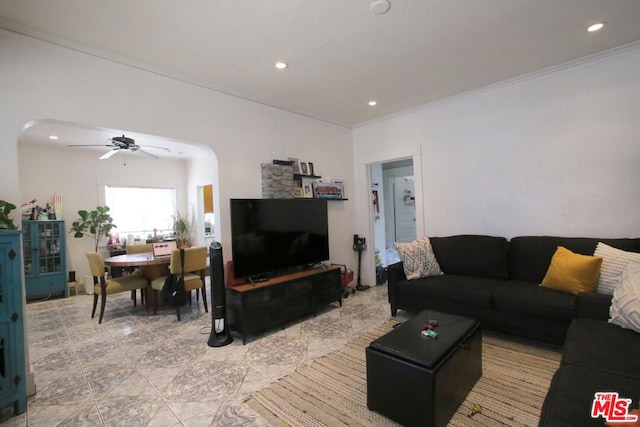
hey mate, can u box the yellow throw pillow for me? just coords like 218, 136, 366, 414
540, 246, 603, 294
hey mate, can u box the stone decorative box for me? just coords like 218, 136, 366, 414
261, 163, 294, 199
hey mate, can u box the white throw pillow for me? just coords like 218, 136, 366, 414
609, 262, 640, 333
395, 237, 443, 280
593, 242, 640, 295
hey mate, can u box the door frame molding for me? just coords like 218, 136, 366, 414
356, 151, 423, 286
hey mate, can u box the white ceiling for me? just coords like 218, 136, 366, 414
2, 0, 640, 144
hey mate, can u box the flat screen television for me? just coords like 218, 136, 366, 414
230, 198, 330, 280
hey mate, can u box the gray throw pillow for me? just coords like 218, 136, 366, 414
395, 237, 443, 280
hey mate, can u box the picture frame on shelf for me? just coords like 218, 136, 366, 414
288, 158, 301, 174
293, 187, 304, 198
303, 183, 314, 198
300, 161, 309, 175
312, 180, 344, 199
333, 180, 345, 198
308, 162, 315, 176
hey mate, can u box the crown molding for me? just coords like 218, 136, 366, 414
0, 19, 352, 129
354, 40, 640, 129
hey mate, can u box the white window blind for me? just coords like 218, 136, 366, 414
105, 186, 176, 238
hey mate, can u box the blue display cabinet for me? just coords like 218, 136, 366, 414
0, 230, 27, 414
22, 220, 67, 300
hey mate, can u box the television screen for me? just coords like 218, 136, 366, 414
230, 198, 330, 279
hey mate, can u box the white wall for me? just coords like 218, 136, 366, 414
186, 145, 220, 247
353, 46, 640, 285
0, 28, 354, 273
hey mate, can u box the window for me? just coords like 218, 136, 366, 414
105, 186, 176, 239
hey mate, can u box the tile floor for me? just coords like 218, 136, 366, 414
2, 282, 397, 426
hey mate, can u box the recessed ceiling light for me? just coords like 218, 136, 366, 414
275, 62, 288, 69
370, 0, 391, 15
368, 101, 377, 106
587, 22, 605, 32
48, 135, 59, 140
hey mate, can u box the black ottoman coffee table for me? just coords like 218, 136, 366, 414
366, 310, 482, 427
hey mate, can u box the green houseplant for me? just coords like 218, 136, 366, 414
172, 211, 193, 248
69, 205, 116, 252
0, 200, 18, 230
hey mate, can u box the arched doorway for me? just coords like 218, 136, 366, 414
16, 119, 220, 283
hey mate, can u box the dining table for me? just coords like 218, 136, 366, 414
103, 252, 171, 281
104, 252, 171, 311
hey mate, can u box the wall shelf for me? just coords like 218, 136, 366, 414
265, 162, 347, 200
294, 173, 322, 180
293, 197, 348, 201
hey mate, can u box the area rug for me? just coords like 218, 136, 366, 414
246, 320, 562, 426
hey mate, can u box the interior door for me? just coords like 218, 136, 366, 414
393, 176, 416, 243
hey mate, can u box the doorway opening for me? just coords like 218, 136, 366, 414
370, 158, 416, 273
196, 183, 216, 249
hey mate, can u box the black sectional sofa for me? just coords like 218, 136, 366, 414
539, 295, 640, 426
388, 235, 640, 345
387, 235, 640, 426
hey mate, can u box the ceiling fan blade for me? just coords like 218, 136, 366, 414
69, 144, 114, 147
137, 149, 159, 160
139, 145, 171, 152
99, 149, 120, 159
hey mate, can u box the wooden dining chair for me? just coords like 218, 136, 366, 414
150, 246, 208, 321
125, 243, 153, 303
126, 243, 153, 255
86, 252, 149, 324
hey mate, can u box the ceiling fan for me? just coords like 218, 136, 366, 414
68, 135, 170, 160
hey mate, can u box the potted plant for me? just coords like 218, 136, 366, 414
172, 210, 193, 248
69, 205, 117, 252
0, 200, 18, 230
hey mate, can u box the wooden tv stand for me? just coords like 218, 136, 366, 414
226, 265, 342, 344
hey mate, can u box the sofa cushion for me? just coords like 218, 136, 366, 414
394, 237, 443, 280
430, 235, 509, 279
539, 364, 640, 427
594, 242, 640, 295
575, 292, 613, 320
493, 280, 576, 320
395, 275, 500, 309
609, 262, 640, 334
563, 318, 640, 380
540, 246, 602, 295
508, 236, 640, 283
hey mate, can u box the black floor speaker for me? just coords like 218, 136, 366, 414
207, 241, 233, 347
